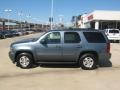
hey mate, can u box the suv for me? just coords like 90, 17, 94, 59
9, 29, 111, 70
104, 29, 120, 43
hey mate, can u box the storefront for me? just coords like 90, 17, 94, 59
78, 10, 120, 30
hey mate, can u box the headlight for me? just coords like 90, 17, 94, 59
10, 44, 15, 52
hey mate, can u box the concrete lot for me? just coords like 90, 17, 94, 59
0, 33, 120, 90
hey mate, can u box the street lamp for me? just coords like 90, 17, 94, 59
4, 9, 12, 30
50, 0, 54, 30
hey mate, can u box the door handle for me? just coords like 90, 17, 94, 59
56, 46, 61, 48
76, 45, 82, 48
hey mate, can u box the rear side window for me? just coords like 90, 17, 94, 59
83, 32, 106, 43
64, 32, 80, 43
109, 30, 119, 33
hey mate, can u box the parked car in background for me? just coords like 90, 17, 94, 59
0, 31, 6, 39
17, 30, 25, 36
0, 30, 13, 39
10, 30, 20, 36
9, 29, 111, 70
104, 29, 120, 43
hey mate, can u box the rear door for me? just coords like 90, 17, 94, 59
62, 31, 82, 62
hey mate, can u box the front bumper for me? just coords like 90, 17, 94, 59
9, 51, 16, 63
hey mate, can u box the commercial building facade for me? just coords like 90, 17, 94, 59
78, 10, 120, 30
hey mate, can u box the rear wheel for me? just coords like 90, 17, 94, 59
79, 53, 97, 70
16, 53, 33, 69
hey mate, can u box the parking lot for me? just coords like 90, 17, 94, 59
0, 33, 120, 90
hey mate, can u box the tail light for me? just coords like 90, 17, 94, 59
107, 43, 110, 53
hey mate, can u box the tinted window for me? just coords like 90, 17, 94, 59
83, 32, 106, 43
46, 32, 61, 44
64, 32, 80, 43
109, 30, 119, 33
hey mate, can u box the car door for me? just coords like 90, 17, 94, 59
62, 31, 81, 62
35, 31, 62, 62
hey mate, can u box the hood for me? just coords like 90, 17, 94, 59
11, 38, 38, 45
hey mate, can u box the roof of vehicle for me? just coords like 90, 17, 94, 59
48, 28, 103, 32
104, 28, 119, 30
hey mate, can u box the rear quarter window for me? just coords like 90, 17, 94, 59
83, 32, 106, 43
109, 30, 119, 33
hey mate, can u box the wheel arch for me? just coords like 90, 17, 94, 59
15, 50, 34, 62
79, 51, 99, 62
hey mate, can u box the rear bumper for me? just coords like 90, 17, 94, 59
108, 37, 120, 41
99, 53, 111, 61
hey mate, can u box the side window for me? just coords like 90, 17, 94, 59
46, 32, 61, 44
64, 32, 80, 43
83, 32, 106, 43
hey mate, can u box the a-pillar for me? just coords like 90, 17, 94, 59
2, 21, 5, 30
95, 21, 99, 30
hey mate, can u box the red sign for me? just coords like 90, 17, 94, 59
88, 15, 93, 20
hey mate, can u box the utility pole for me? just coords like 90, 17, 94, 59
50, 0, 54, 30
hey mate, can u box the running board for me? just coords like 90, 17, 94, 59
36, 61, 77, 64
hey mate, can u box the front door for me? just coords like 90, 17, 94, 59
36, 32, 62, 62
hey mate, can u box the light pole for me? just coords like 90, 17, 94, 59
26, 14, 31, 30
4, 9, 12, 30
50, 0, 54, 30
18, 11, 23, 30
33, 18, 37, 30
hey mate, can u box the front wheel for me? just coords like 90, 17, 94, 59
79, 53, 97, 70
16, 53, 33, 69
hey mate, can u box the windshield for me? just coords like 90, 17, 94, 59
32, 32, 46, 41
109, 30, 119, 33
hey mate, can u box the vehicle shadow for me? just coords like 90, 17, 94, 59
98, 53, 112, 67
98, 59, 112, 67
38, 60, 112, 69
39, 64, 80, 68
38, 59, 112, 69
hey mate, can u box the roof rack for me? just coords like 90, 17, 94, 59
68, 27, 97, 30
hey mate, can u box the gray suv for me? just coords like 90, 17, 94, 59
9, 29, 111, 70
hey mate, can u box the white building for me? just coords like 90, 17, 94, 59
78, 10, 120, 30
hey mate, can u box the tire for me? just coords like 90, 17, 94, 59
79, 53, 97, 70
16, 53, 33, 69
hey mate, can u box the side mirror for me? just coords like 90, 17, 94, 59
40, 39, 47, 44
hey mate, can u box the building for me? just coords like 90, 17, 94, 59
78, 10, 120, 30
